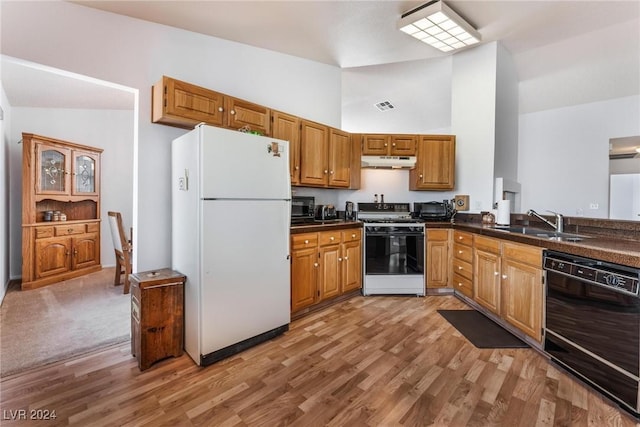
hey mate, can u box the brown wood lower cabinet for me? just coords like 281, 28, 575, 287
470, 234, 544, 342
24, 221, 101, 289
500, 242, 544, 342
426, 229, 450, 289
473, 235, 501, 314
290, 228, 362, 314
451, 230, 473, 297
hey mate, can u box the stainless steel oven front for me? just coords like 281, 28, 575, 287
363, 222, 425, 296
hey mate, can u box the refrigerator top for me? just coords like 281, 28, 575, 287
191, 125, 291, 200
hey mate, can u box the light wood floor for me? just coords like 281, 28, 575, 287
1, 295, 638, 426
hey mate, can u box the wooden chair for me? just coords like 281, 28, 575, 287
108, 211, 133, 294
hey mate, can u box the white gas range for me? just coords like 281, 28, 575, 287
358, 203, 425, 296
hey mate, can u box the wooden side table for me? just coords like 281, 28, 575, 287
130, 268, 186, 370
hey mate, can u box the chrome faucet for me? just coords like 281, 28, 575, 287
527, 209, 564, 233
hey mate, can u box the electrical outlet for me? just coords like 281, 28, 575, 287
589, 203, 599, 210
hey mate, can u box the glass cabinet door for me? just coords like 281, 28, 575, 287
37, 144, 70, 194
73, 152, 99, 195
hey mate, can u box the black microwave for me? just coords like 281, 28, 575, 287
414, 200, 454, 221
292, 196, 315, 220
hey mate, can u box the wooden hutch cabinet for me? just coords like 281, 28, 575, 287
21, 133, 102, 290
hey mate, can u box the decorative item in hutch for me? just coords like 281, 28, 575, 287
21, 133, 103, 290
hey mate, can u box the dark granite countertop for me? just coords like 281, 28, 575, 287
290, 220, 363, 234
290, 218, 640, 267
453, 223, 640, 268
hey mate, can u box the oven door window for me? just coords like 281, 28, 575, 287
365, 233, 424, 275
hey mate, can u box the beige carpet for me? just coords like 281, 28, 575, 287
0, 268, 131, 377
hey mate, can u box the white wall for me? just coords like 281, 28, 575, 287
341, 58, 452, 133
2, 1, 342, 272
8, 108, 135, 277
1, 84, 10, 301
518, 95, 640, 218
494, 43, 519, 184
451, 43, 498, 212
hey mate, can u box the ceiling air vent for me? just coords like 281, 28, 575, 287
374, 100, 395, 111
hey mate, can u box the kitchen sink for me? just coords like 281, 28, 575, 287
492, 226, 589, 242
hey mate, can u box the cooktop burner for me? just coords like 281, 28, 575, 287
357, 202, 414, 223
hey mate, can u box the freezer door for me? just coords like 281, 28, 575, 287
200, 199, 291, 355
200, 126, 290, 200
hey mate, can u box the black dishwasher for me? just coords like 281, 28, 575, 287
544, 250, 640, 416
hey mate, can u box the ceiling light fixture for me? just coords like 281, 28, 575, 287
398, 0, 481, 53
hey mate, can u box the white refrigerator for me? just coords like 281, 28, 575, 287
172, 124, 291, 366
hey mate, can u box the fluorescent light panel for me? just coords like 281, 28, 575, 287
398, 1, 480, 52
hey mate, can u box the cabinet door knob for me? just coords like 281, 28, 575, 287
230, 109, 236, 115
338, 257, 343, 262
392, 143, 396, 147
314, 262, 319, 267
295, 166, 299, 170
351, 233, 356, 238
458, 250, 463, 254
330, 170, 334, 175
324, 170, 328, 174
218, 107, 224, 112
330, 236, 335, 241
458, 282, 463, 287
458, 266, 463, 270
384, 143, 388, 147
344, 256, 348, 260
304, 239, 309, 244
494, 272, 500, 276
502, 274, 508, 279
419, 174, 423, 178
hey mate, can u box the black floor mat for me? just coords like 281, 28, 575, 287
437, 309, 529, 348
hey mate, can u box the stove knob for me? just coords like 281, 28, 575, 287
604, 274, 620, 287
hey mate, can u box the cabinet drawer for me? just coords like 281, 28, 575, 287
341, 228, 362, 243
453, 243, 473, 263
453, 230, 473, 247
453, 273, 473, 298
35, 227, 54, 239
86, 222, 100, 233
427, 229, 450, 241
319, 231, 341, 246
503, 242, 542, 267
55, 224, 87, 236
474, 235, 501, 254
452, 257, 473, 280
292, 233, 318, 250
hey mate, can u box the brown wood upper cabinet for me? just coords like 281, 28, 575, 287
271, 111, 301, 185
410, 135, 456, 191
299, 120, 352, 188
152, 76, 270, 135
361, 134, 416, 156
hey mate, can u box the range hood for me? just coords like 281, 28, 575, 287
361, 155, 416, 169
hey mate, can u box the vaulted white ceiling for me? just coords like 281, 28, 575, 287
2, 1, 639, 113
